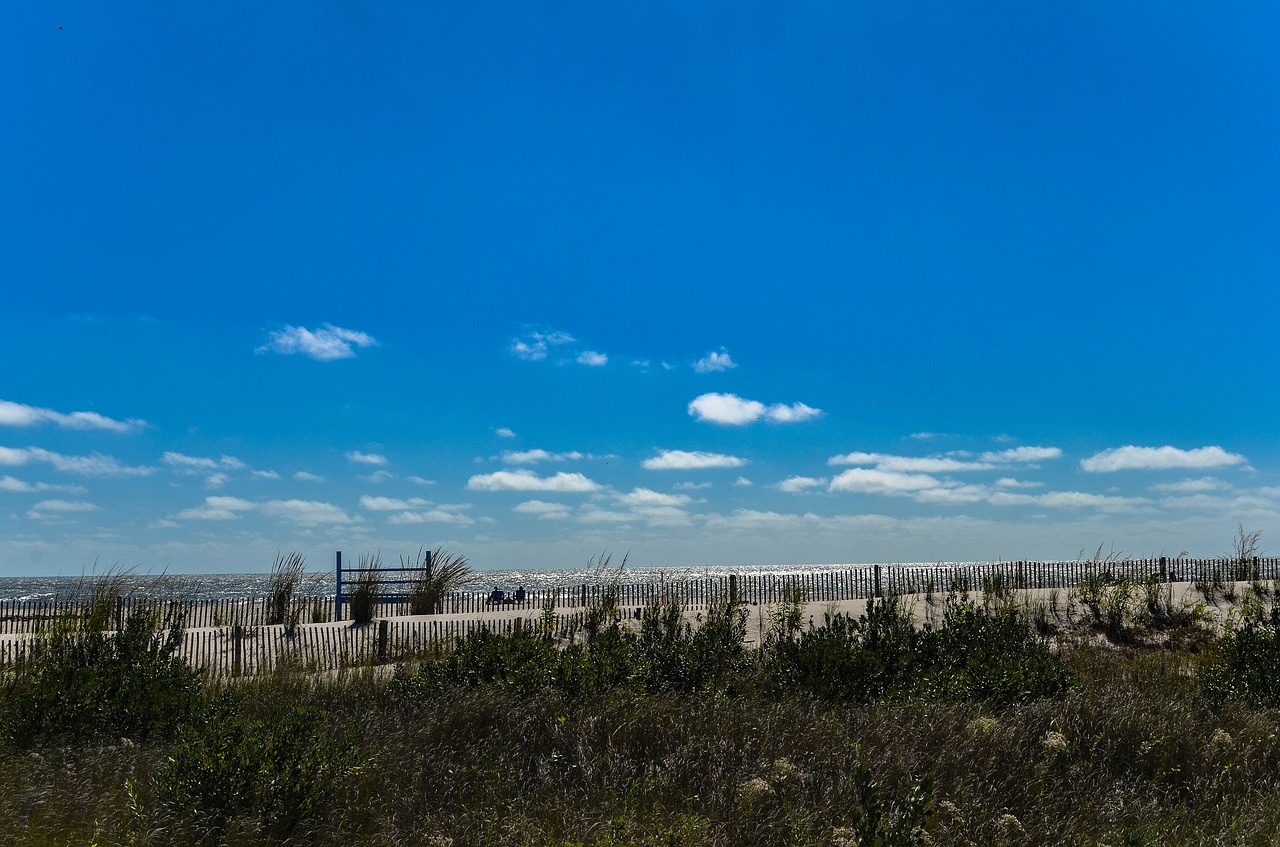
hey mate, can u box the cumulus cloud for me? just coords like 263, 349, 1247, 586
615, 488, 692, 507
0, 446, 154, 477
1080, 445, 1247, 473
514, 500, 572, 520
501, 449, 586, 465
827, 452, 994, 472
828, 468, 943, 495
257, 324, 377, 361
1150, 477, 1228, 493
175, 496, 256, 521
777, 476, 827, 493
688, 393, 821, 426
467, 469, 601, 492
345, 451, 388, 466
995, 477, 1043, 489
30, 499, 98, 513
0, 476, 86, 494
294, 471, 325, 482
0, 400, 147, 433
979, 446, 1063, 463
576, 351, 608, 367
495, 427, 517, 439
359, 495, 430, 511
988, 490, 1148, 510
260, 499, 354, 525
642, 450, 747, 470
252, 470, 281, 480
509, 328, 575, 361
163, 452, 245, 472
734, 476, 753, 487
694, 348, 737, 373
386, 508, 474, 526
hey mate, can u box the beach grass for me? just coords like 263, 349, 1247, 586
4, 584, 1280, 845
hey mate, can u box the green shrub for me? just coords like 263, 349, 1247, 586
766, 595, 1072, 705
3, 605, 203, 742
1202, 604, 1280, 707
141, 696, 365, 841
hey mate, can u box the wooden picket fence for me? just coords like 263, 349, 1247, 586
2, 556, 1278, 676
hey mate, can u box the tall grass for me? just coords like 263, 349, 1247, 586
407, 546, 472, 615
348, 552, 381, 625
266, 551, 306, 627
13, 572, 1280, 845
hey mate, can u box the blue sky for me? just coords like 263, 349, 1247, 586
2, 2, 1279, 576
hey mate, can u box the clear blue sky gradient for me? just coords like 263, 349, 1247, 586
2, 2, 1278, 575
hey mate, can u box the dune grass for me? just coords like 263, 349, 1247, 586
4, 582, 1280, 846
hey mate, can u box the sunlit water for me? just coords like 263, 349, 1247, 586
0, 562, 994, 602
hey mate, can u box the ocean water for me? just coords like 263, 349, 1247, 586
0, 562, 978, 602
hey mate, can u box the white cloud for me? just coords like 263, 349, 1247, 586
162, 452, 214, 470
674, 481, 713, 490
386, 509, 474, 526
467, 469, 601, 492
509, 328, 575, 361
827, 452, 994, 472
514, 500, 572, 520
1080, 445, 1247, 473
615, 488, 692, 507
175, 496, 256, 521
642, 450, 747, 470
0, 400, 147, 433
688, 393, 821, 425
405, 475, 435, 485
1150, 477, 1228, 493
205, 472, 230, 489
294, 471, 325, 482
251, 469, 281, 480
979, 446, 1063, 463
733, 476, 753, 487
0, 476, 86, 494
345, 451, 388, 466
988, 490, 1148, 510
361, 470, 394, 483
577, 351, 608, 367
359, 495, 430, 511
495, 427, 517, 439
29, 499, 98, 513
260, 499, 354, 525
577, 505, 633, 524
694, 348, 737, 373
914, 485, 990, 505
828, 468, 943, 495
995, 477, 1043, 490
256, 324, 377, 361
0, 446, 154, 477
777, 476, 827, 493
501, 449, 586, 464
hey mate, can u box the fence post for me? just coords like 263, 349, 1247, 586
874, 565, 882, 599
377, 619, 389, 662
334, 551, 344, 622
1159, 556, 1167, 581
729, 574, 738, 606
232, 625, 244, 677
580, 584, 587, 608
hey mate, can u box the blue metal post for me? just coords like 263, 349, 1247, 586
335, 550, 343, 622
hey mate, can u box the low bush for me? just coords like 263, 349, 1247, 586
3, 605, 203, 742
140, 695, 365, 842
1202, 604, 1280, 707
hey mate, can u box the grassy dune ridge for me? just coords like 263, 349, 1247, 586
6, 573, 1280, 845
